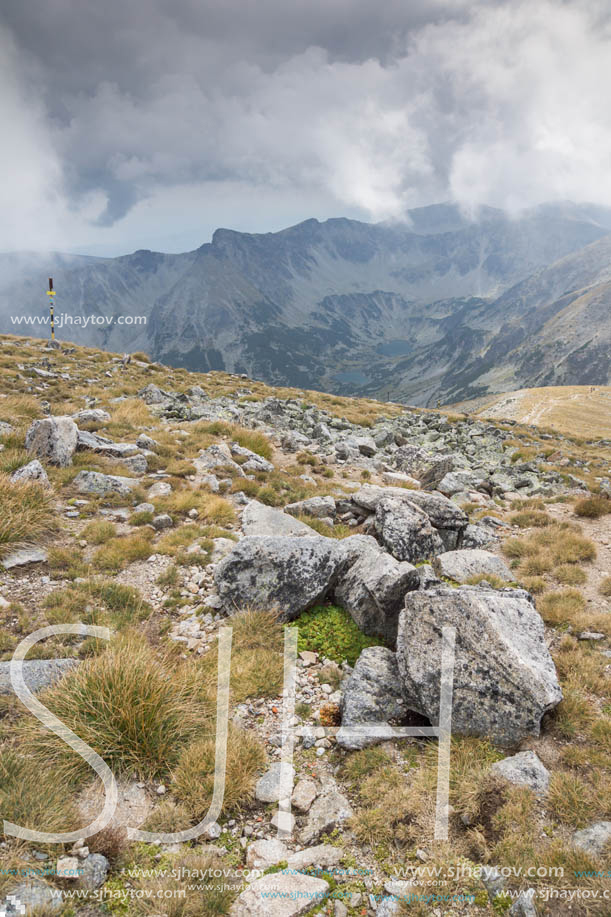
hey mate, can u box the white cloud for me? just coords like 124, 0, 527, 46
3, 1, 611, 253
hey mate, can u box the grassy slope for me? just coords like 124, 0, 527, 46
449, 385, 611, 438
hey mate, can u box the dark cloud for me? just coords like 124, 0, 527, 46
1, 0, 610, 254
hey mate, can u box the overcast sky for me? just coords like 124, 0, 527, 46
2, 0, 611, 255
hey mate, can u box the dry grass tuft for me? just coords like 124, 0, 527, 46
0, 474, 57, 559
200, 609, 284, 703
0, 747, 80, 836
172, 725, 266, 819
23, 634, 214, 782
92, 531, 154, 571
573, 494, 611, 518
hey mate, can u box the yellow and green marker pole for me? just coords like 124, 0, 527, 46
47, 277, 55, 340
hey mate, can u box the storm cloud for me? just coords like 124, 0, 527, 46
2, 0, 611, 253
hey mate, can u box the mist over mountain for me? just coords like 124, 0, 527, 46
2, 200, 611, 406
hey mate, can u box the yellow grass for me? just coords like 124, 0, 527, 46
449, 386, 611, 438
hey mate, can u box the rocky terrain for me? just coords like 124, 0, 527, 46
0, 334, 610, 916
2, 201, 611, 406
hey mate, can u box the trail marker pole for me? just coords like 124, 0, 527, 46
47, 278, 56, 341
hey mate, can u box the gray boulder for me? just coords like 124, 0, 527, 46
375, 497, 443, 563
0, 658, 78, 695
121, 453, 148, 475
572, 821, 611, 857
356, 435, 377, 456
396, 586, 562, 746
300, 778, 353, 845
2, 547, 48, 569
73, 470, 137, 495
230, 872, 329, 917
78, 853, 109, 890
214, 535, 342, 620
25, 416, 78, 467
437, 470, 485, 496
508, 890, 538, 916
285, 495, 336, 519
460, 522, 499, 549
490, 751, 550, 795
10, 460, 50, 488
138, 383, 168, 404
71, 408, 111, 426
1, 882, 61, 915
351, 484, 413, 512
242, 501, 315, 537
194, 443, 244, 478
396, 490, 468, 548
433, 549, 513, 583
337, 647, 410, 749
230, 442, 274, 473
255, 762, 295, 803
136, 432, 159, 450
334, 536, 418, 641
76, 429, 138, 457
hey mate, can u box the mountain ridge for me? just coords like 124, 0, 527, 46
2, 201, 611, 405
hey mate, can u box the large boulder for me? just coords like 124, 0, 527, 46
241, 501, 315, 537
214, 535, 342, 620
337, 646, 410, 749
396, 586, 562, 746
285, 496, 336, 519
76, 430, 138, 457
393, 445, 454, 488
334, 536, 418, 641
73, 470, 137, 495
351, 485, 467, 550
374, 497, 443, 564
437, 470, 485, 496
25, 416, 78, 467
396, 490, 467, 549
433, 549, 513, 583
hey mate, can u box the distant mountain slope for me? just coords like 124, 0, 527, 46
449, 386, 611, 439
1, 201, 611, 404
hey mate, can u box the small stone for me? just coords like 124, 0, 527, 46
291, 778, 318, 813
287, 845, 343, 870
490, 751, 550, 795
156, 784, 166, 795
56, 855, 81, 879
148, 481, 172, 498
246, 838, 289, 869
